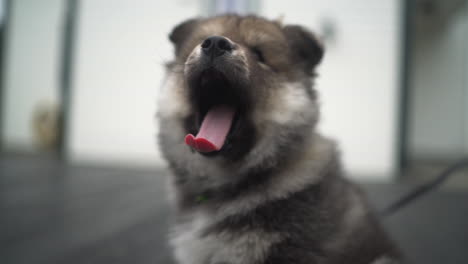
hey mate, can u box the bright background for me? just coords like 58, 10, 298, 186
2, 0, 468, 181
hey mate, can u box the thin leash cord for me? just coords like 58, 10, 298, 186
381, 157, 468, 217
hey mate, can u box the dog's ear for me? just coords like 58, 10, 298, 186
283, 25, 324, 73
169, 18, 199, 55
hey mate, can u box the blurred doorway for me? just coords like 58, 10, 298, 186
404, 0, 468, 183
0, 0, 77, 158
0, 0, 8, 151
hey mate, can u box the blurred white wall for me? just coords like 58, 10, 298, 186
1, 0, 64, 151
68, 0, 401, 179
67, 0, 198, 166
408, 2, 468, 160
262, 0, 401, 179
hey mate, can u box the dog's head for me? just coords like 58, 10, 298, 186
159, 15, 323, 175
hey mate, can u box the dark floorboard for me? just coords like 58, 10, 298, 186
1, 154, 467, 264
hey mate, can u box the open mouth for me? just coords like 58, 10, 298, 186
185, 69, 244, 154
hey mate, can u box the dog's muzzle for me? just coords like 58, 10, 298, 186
184, 36, 239, 153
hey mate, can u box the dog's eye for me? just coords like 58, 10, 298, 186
250, 47, 265, 63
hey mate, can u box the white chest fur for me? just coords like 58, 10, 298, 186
170, 212, 280, 264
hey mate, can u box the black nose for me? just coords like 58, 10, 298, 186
201, 36, 234, 58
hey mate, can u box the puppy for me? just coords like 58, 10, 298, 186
158, 14, 401, 264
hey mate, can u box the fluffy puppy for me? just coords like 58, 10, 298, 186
158, 14, 400, 264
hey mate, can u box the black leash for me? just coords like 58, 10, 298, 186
381, 157, 468, 217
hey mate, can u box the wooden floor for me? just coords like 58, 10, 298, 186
1, 154, 467, 264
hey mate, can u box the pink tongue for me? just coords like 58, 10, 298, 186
184, 105, 236, 153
